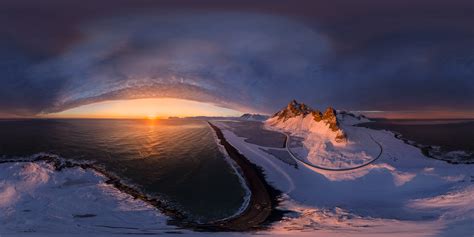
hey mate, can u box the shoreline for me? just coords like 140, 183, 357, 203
0, 121, 284, 232
208, 123, 253, 222
356, 123, 474, 164
206, 121, 284, 231
0, 154, 186, 224
391, 132, 474, 164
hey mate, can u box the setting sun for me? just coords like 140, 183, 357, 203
147, 114, 158, 120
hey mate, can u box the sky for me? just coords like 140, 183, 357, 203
45, 98, 241, 119
1, 0, 473, 118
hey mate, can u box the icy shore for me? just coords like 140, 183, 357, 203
0, 161, 180, 235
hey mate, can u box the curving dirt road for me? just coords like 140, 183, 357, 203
282, 132, 384, 171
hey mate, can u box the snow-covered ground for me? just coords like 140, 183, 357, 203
213, 119, 474, 236
0, 161, 181, 235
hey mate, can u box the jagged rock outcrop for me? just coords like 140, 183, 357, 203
311, 110, 323, 122
273, 100, 312, 121
271, 100, 347, 143
322, 107, 339, 131
322, 107, 347, 143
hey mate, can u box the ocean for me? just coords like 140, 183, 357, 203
359, 119, 474, 163
0, 119, 246, 221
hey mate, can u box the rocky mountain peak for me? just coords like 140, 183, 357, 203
272, 100, 347, 143
311, 110, 323, 122
273, 99, 313, 121
322, 107, 338, 129
321, 107, 346, 142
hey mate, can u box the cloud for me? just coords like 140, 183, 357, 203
25, 12, 329, 115
0, 7, 473, 117
0, 43, 66, 115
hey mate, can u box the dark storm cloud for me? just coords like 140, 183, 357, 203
0, 0, 473, 116
0, 41, 67, 115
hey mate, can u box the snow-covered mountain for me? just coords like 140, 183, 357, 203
266, 100, 377, 169
240, 113, 269, 121
214, 104, 474, 236
267, 100, 351, 143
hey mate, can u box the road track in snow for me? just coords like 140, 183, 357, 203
281, 132, 384, 171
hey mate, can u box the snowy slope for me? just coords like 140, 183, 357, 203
266, 101, 378, 169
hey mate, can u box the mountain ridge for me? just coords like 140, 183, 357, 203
270, 100, 347, 143
240, 113, 269, 121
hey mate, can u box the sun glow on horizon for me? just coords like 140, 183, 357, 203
44, 98, 242, 119
147, 114, 158, 120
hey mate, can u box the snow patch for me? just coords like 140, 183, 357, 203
269, 196, 442, 237
408, 185, 474, 219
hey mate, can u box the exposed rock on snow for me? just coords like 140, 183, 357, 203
322, 107, 346, 142
272, 100, 313, 121
311, 110, 323, 122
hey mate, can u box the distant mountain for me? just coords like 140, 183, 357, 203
240, 113, 269, 121
267, 100, 369, 143
181, 116, 240, 120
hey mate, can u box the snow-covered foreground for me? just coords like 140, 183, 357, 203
213, 120, 474, 236
0, 161, 182, 235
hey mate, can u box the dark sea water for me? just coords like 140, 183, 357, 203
359, 119, 474, 163
0, 119, 246, 221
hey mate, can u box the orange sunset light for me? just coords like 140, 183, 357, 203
45, 98, 242, 119
147, 114, 158, 120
